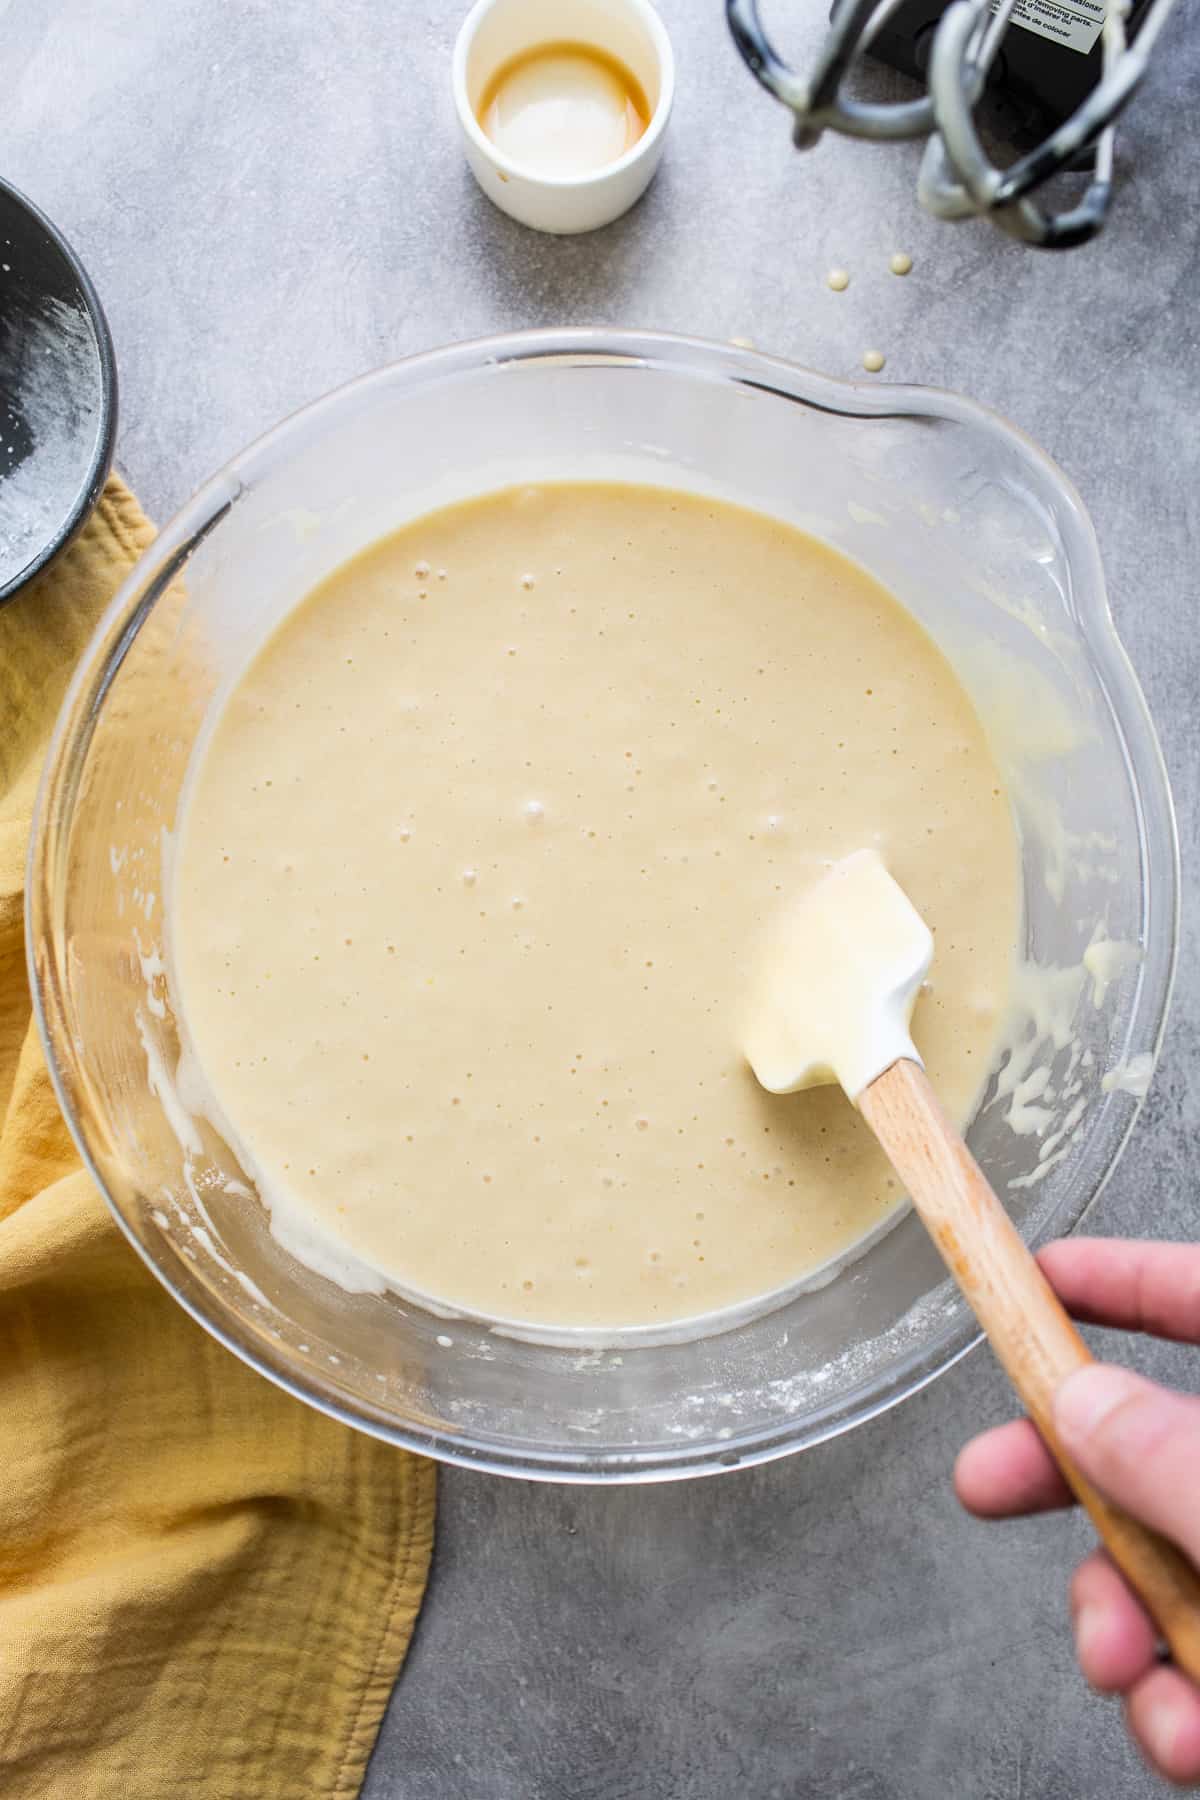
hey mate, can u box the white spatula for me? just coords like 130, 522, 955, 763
747, 849, 1200, 1679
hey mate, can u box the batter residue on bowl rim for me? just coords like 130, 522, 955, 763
170, 481, 1020, 1335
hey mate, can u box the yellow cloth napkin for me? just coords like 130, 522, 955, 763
0, 479, 436, 1799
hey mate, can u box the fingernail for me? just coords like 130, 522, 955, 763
1073, 1603, 1105, 1669
1142, 1695, 1182, 1769
1055, 1364, 1144, 1447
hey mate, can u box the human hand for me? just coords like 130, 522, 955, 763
955, 1237, 1200, 1786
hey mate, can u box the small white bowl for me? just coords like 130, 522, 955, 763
452, 0, 675, 235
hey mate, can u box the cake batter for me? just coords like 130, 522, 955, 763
172, 483, 1019, 1332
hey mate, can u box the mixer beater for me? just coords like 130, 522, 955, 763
727, 0, 1177, 247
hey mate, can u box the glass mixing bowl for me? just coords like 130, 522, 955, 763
29, 329, 1177, 1481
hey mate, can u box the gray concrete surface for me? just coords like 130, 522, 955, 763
8, 2, 1199, 1794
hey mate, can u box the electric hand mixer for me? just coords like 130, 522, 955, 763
727, 0, 1176, 247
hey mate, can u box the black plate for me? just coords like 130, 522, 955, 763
0, 177, 118, 605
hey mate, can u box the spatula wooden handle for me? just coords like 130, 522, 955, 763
860, 1056, 1200, 1682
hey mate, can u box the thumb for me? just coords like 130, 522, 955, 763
1055, 1364, 1200, 1563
